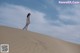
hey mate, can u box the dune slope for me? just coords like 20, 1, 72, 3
0, 26, 80, 53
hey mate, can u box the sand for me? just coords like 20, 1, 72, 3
0, 26, 80, 53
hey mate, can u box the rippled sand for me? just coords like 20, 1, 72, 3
0, 26, 80, 53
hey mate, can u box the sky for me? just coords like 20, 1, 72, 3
0, 0, 80, 44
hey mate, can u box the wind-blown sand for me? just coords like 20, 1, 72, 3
0, 26, 80, 53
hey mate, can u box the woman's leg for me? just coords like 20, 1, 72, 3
23, 17, 30, 30
23, 23, 30, 30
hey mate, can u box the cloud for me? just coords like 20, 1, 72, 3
0, 3, 80, 44
0, 3, 47, 28
58, 5, 80, 24
0, 3, 27, 28
56, 4, 80, 36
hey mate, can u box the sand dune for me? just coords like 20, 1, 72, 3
0, 26, 80, 53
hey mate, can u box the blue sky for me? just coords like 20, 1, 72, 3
0, 0, 80, 44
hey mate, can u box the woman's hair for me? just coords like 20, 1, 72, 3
27, 13, 31, 17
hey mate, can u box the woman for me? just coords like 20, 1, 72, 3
23, 13, 31, 30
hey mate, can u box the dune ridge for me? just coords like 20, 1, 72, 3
0, 26, 80, 53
